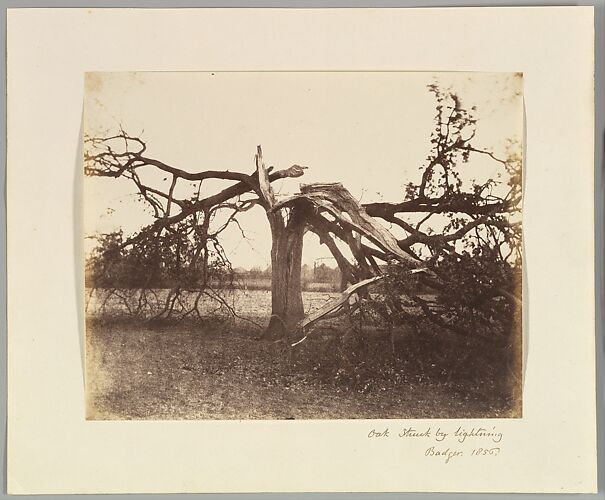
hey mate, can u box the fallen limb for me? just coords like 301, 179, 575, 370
290, 275, 384, 346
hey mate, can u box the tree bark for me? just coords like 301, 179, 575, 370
264, 204, 307, 338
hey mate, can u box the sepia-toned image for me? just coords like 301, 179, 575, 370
84, 71, 523, 420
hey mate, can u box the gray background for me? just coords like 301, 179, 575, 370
1, 0, 603, 498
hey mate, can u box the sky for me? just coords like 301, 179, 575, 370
83, 71, 523, 268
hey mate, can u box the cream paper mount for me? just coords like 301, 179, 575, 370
6, 7, 596, 494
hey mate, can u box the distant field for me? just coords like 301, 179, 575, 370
230, 278, 339, 292
85, 288, 339, 320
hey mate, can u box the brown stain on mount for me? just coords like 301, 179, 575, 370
85, 73, 103, 95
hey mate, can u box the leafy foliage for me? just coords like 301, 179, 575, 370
86, 224, 234, 291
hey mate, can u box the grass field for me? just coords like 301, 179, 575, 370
86, 288, 338, 320
86, 289, 519, 420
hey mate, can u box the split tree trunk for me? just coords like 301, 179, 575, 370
265, 205, 307, 338
253, 145, 308, 339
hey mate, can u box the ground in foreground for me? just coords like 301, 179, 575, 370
86, 318, 520, 420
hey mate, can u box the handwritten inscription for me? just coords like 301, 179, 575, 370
425, 446, 463, 464
367, 425, 503, 464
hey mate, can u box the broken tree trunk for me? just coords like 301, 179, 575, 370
268, 182, 434, 343
254, 145, 308, 339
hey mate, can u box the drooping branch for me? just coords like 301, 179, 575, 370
275, 183, 421, 268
